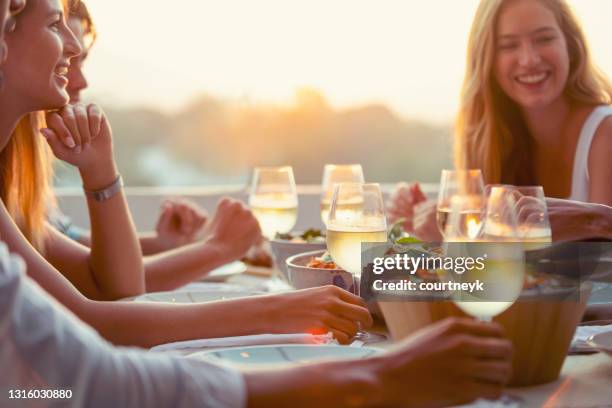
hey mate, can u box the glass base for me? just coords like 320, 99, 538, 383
353, 330, 387, 344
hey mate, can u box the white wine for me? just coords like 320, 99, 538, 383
326, 227, 387, 274
520, 227, 552, 251
437, 207, 484, 239
249, 194, 298, 239
452, 257, 524, 319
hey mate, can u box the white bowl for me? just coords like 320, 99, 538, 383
285, 250, 353, 291
270, 237, 326, 281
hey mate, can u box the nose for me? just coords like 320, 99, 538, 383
518, 41, 542, 67
63, 25, 83, 59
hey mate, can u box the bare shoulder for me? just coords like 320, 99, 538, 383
590, 115, 612, 159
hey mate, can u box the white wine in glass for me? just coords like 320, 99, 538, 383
327, 183, 387, 344
437, 169, 485, 239
444, 190, 525, 321
510, 186, 552, 251
248, 166, 298, 239
320, 164, 364, 225
448, 187, 525, 407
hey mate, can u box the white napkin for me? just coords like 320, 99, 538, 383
570, 324, 612, 353
150, 333, 337, 354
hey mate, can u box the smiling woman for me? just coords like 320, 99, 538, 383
455, 0, 612, 205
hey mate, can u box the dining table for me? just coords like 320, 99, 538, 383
149, 264, 612, 408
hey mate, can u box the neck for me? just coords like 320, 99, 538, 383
520, 97, 572, 148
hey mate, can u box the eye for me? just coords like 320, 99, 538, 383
50, 19, 61, 31
497, 42, 518, 51
535, 36, 555, 44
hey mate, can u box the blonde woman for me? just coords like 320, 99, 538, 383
0, 0, 371, 346
389, 0, 612, 241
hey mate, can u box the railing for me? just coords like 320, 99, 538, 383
55, 183, 439, 231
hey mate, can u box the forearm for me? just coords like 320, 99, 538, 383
592, 204, 612, 238
80, 160, 145, 298
245, 359, 382, 408
143, 241, 229, 292
82, 294, 283, 347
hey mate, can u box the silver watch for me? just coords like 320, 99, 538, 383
84, 175, 123, 202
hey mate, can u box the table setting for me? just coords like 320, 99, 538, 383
131, 165, 612, 407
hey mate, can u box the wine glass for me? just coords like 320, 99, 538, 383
320, 164, 364, 225
248, 166, 298, 239
326, 183, 387, 343
445, 187, 525, 407
437, 169, 486, 239
507, 186, 552, 250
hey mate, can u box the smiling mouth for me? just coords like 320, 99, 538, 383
55, 65, 69, 77
515, 71, 550, 85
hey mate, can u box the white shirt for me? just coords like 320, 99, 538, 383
0, 243, 246, 408
569, 105, 612, 202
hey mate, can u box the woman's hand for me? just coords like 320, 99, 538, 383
374, 317, 513, 407
41, 103, 115, 186
202, 198, 263, 264
154, 198, 208, 251
413, 200, 443, 241
387, 182, 428, 232
266, 286, 373, 344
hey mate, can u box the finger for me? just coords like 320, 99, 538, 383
441, 317, 505, 338
462, 337, 513, 360
176, 203, 196, 234
60, 106, 82, 151
333, 301, 374, 328
156, 203, 174, 232
467, 361, 513, 385
40, 128, 69, 156
87, 104, 102, 138
74, 104, 91, 146
46, 112, 76, 149
324, 316, 358, 339
333, 286, 368, 307
329, 329, 350, 345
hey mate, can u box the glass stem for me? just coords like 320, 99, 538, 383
477, 315, 493, 322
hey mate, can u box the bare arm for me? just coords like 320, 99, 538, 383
3, 200, 371, 346
143, 198, 260, 292
546, 198, 612, 241
43, 104, 144, 299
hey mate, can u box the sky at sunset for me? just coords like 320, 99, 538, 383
82, 0, 612, 123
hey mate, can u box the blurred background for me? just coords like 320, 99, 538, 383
54, 0, 612, 187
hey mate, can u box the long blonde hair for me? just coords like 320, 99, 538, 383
455, 0, 612, 184
0, 112, 53, 251
0, 0, 74, 252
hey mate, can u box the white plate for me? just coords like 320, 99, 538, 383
190, 344, 382, 369
133, 289, 263, 303
201, 261, 247, 282
587, 331, 612, 356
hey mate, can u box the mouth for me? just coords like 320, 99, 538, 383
54, 62, 70, 85
515, 71, 551, 87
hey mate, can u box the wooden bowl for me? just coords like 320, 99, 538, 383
379, 284, 591, 386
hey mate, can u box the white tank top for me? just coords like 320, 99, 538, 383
568, 105, 612, 202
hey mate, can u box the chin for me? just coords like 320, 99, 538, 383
43, 91, 70, 110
